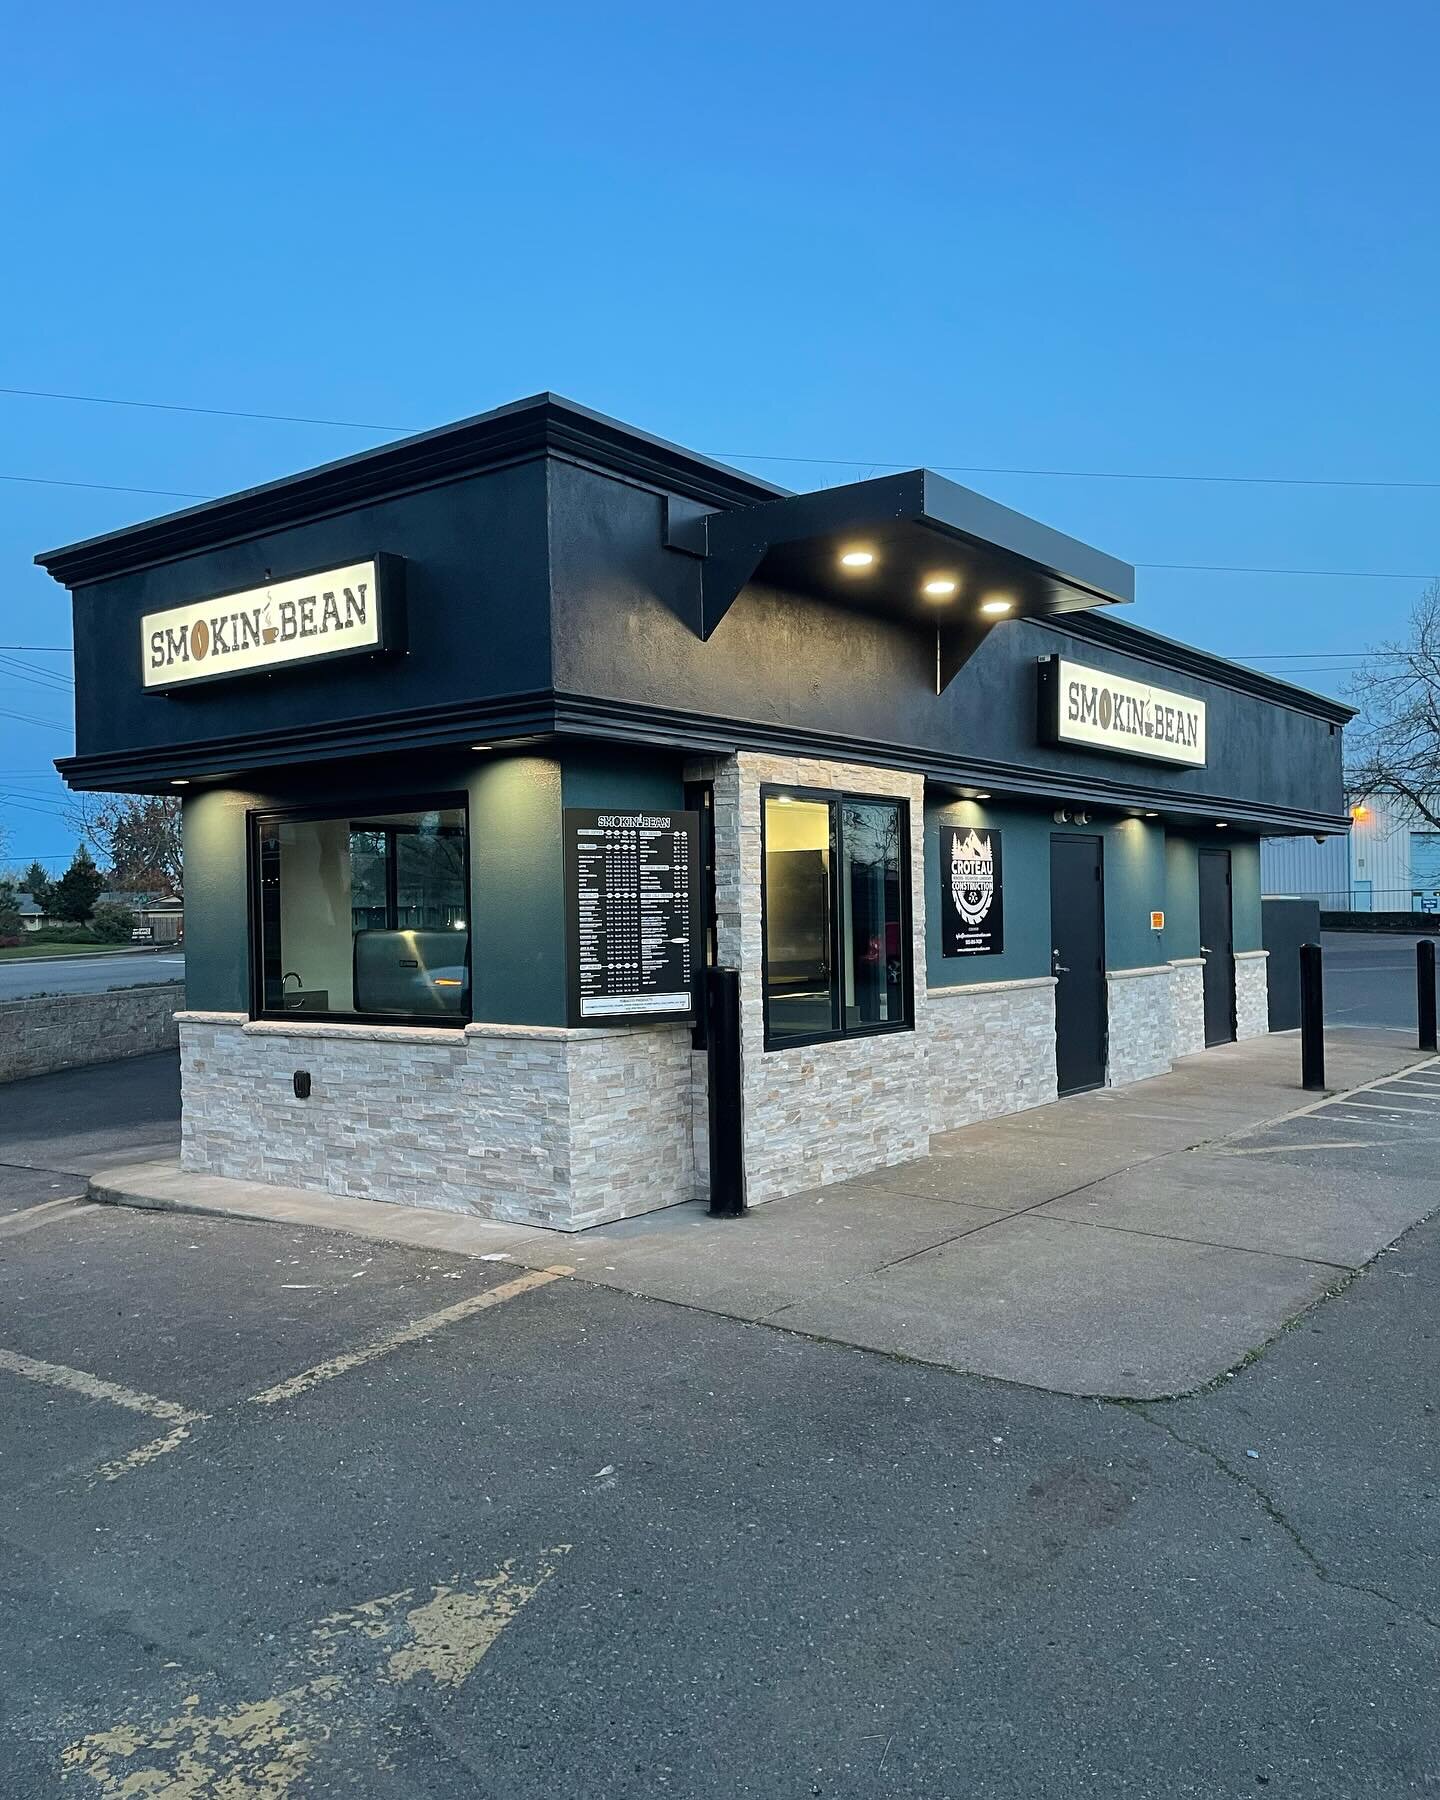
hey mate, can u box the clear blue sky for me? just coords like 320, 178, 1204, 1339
3, 1, 1437, 871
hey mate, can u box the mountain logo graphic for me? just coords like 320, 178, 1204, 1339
950, 828, 994, 927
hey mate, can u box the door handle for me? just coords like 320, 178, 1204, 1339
1052, 951, 1070, 973
1201, 945, 1212, 955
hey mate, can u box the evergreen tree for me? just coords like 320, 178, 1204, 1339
22, 859, 52, 910
49, 846, 105, 924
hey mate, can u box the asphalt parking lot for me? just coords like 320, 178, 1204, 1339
2, 1055, 1439, 1796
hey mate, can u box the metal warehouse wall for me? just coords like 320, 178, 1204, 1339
1263, 795, 1440, 909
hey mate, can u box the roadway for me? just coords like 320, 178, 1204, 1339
0, 948, 185, 1002
1322, 929, 1432, 1032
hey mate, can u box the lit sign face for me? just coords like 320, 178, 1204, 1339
1040, 656, 1206, 768
141, 559, 392, 690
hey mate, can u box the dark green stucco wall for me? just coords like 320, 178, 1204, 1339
1163, 836, 1201, 960
923, 800, 1259, 987
181, 742, 688, 1028
924, 797, 1053, 988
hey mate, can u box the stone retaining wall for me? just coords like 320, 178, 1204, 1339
0, 981, 184, 1083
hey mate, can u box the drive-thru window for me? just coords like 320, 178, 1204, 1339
38, 394, 1351, 1229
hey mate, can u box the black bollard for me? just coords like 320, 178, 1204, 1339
706, 966, 748, 1217
1419, 939, 1438, 1053
1300, 941, 1325, 1091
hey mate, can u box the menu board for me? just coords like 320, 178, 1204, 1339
565, 809, 700, 1024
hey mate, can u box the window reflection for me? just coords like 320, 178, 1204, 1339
841, 800, 905, 1027
762, 796, 836, 1044
257, 805, 468, 1020
762, 790, 910, 1047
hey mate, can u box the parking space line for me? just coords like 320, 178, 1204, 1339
0, 1346, 202, 1425
0, 1196, 93, 1239
248, 1265, 572, 1407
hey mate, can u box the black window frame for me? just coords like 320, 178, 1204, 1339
759, 783, 914, 1052
247, 790, 472, 1029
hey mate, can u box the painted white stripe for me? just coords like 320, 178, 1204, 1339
95, 1422, 199, 1482
0, 1196, 91, 1239
0, 1347, 201, 1424
248, 1266, 571, 1407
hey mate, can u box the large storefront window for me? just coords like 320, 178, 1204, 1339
254, 801, 469, 1022
761, 787, 911, 1048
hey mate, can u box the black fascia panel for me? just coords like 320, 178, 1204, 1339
688, 467, 1134, 642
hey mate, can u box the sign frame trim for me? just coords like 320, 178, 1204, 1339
141, 552, 406, 695
1037, 653, 1207, 769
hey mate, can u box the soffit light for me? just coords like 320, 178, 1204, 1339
1144, 810, 1159, 818
839, 548, 875, 568
980, 596, 1014, 617
171, 779, 189, 787
922, 577, 958, 599
1215, 821, 1229, 829
972, 791, 991, 800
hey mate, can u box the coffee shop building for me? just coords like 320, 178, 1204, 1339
40, 396, 1351, 1230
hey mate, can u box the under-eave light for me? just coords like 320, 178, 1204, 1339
922, 577, 958, 599
171, 779, 189, 787
980, 596, 1014, 617
840, 549, 875, 568
1215, 821, 1229, 829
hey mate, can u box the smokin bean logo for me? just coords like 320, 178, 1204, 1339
141, 561, 384, 689
1047, 657, 1207, 766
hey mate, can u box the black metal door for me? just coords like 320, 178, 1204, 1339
1050, 834, 1107, 1095
1199, 849, 1235, 1046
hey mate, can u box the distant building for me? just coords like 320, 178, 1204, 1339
1262, 793, 1440, 913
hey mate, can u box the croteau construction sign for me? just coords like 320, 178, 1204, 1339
141, 558, 396, 690
940, 824, 1004, 956
1039, 655, 1207, 767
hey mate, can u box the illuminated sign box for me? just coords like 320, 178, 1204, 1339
141, 557, 402, 691
1038, 655, 1206, 768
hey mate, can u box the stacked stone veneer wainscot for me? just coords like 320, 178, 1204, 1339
929, 977, 1057, 1131
1169, 958, 1207, 1059
177, 1012, 698, 1231
1234, 950, 1270, 1040
1, 981, 183, 1084
689, 752, 931, 1203
1105, 964, 1175, 1086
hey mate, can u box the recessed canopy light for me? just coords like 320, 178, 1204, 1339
171, 779, 189, 787
922, 577, 957, 598
470, 743, 494, 751
980, 596, 1014, 617
1215, 821, 1229, 829
1143, 811, 1159, 818
839, 549, 875, 568
972, 791, 991, 800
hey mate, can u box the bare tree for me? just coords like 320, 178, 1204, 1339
65, 793, 183, 894
1347, 580, 1440, 827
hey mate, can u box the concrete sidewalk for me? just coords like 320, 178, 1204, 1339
90, 1029, 1440, 1399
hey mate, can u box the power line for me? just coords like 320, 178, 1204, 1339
719, 450, 1440, 494
6, 381, 1440, 493
0, 646, 72, 653
0, 385, 407, 435
6, 463, 1434, 581
0, 707, 69, 733
0, 472, 211, 501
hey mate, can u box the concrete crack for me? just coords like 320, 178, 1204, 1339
1136, 1404, 1440, 1634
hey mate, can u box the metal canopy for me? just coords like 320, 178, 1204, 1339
668, 468, 1134, 687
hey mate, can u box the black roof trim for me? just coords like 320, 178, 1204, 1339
1048, 611, 1355, 725
53, 689, 1349, 834
36, 394, 788, 588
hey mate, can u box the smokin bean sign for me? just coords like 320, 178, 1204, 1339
1039, 655, 1207, 767
141, 560, 387, 690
